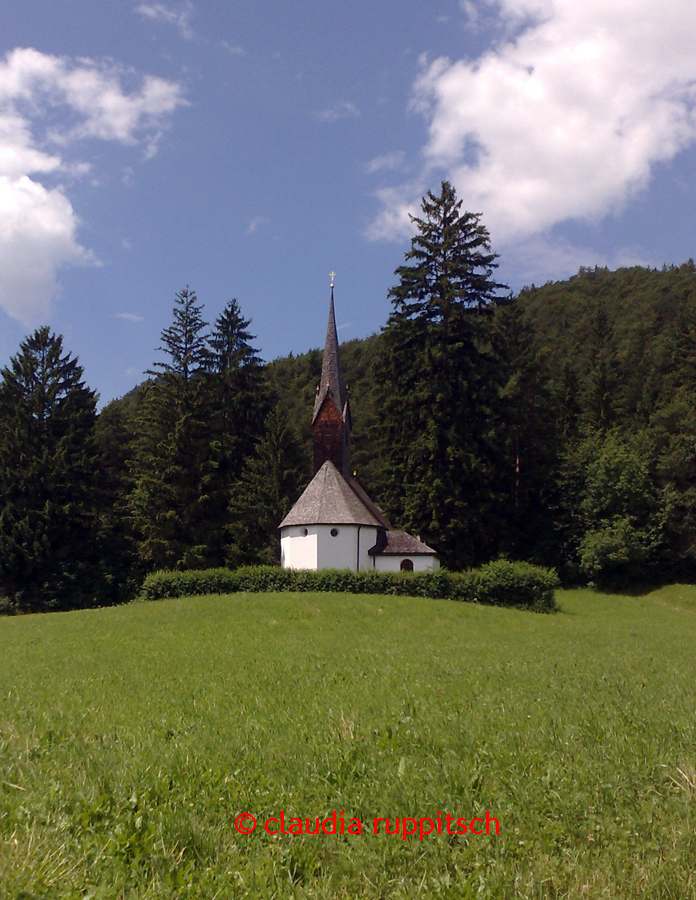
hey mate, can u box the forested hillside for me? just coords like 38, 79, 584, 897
266, 261, 696, 586
2, 182, 696, 611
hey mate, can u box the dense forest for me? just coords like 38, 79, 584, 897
2, 182, 696, 611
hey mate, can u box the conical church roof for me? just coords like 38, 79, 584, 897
312, 287, 349, 424
280, 460, 383, 528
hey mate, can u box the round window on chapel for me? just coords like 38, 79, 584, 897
330, 528, 339, 537
302, 528, 308, 536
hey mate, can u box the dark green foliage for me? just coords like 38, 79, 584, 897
559, 431, 664, 587
226, 405, 308, 566
94, 390, 145, 601
207, 298, 268, 478
153, 286, 210, 381
129, 288, 217, 571
0, 328, 108, 610
518, 262, 696, 583
5, 250, 696, 606
492, 301, 559, 564
516, 262, 696, 431
138, 560, 559, 610
205, 299, 271, 559
122, 259, 696, 588
376, 181, 505, 568
128, 291, 271, 572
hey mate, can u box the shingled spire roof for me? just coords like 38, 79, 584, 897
312, 286, 349, 424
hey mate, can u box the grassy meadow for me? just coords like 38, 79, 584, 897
1, 588, 696, 898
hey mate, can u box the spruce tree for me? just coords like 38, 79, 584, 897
376, 181, 505, 568
208, 298, 267, 479
204, 299, 270, 562
129, 288, 215, 570
0, 328, 104, 610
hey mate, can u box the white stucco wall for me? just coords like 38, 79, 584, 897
280, 524, 380, 571
280, 528, 318, 569
315, 524, 355, 570
357, 527, 378, 570
373, 555, 440, 572
316, 524, 381, 570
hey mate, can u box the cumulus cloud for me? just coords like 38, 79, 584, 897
0, 176, 92, 322
371, 0, 696, 250
0, 47, 185, 324
136, 1, 195, 40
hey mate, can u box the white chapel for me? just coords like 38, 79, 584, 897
279, 282, 439, 573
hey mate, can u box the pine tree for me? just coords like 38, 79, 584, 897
0, 328, 105, 610
376, 181, 505, 568
129, 288, 215, 570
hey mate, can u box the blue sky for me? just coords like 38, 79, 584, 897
1, 0, 696, 404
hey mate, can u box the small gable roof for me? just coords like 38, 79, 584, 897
280, 460, 384, 528
368, 530, 438, 557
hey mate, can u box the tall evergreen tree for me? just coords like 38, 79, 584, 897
208, 298, 267, 479
0, 328, 105, 610
204, 299, 269, 562
129, 288, 216, 570
376, 181, 505, 568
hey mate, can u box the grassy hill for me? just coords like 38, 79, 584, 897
2, 590, 696, 898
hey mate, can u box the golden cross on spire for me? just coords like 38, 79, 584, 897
330, 271, 336, 288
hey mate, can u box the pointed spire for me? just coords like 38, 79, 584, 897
313, 281, 348, 423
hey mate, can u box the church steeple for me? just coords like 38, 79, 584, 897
312, 276, 351, 478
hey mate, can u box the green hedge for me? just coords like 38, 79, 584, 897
138, 560, 559, 611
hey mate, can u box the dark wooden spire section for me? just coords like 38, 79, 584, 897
312, 287, 351, 478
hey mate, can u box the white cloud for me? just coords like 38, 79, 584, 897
221, 41, 245, 57
115, 312, 144, 321
366, 182, 424, 241
246, 215, 267, 235
0, 176, 92, 322
366, 151, 406, 174
0, 47, 185, 324
136, 1, 195, 40
314, 101, 360, 123
371, 0, 696, 252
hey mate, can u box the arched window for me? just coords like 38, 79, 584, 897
400, 559, 414, 572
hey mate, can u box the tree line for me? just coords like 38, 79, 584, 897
2, 182, 696, 611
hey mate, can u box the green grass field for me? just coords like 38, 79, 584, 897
1, 588, 696, 899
